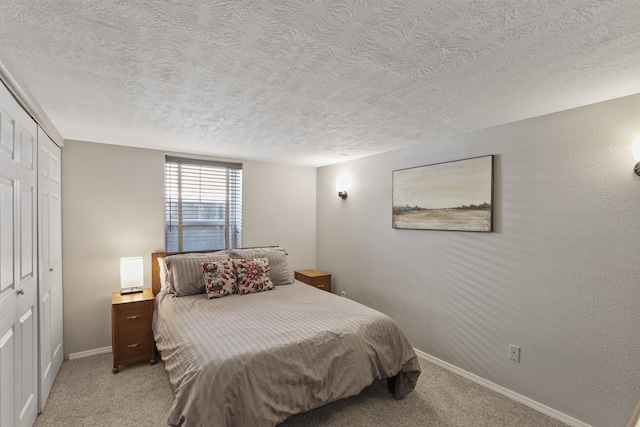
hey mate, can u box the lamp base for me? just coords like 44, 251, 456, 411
120, 286, 143, 295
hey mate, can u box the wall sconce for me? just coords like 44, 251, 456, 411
634, 137, 640, 177
336, 172, 352, 200
120, 257, 144, 294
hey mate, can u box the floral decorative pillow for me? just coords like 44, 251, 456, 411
234, 258, 274, 295
202, 259, 237, 299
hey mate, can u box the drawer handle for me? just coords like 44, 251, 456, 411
127, 343, 141, 348
126, 315, 141, 320
316, 285, 325, 288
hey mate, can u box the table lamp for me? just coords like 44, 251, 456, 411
120, 257, 143, 294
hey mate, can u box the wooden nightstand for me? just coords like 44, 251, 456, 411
111, 288, 156, 373
294, 269, 332, 293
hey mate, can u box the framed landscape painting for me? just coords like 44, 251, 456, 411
392, 155, 493, 232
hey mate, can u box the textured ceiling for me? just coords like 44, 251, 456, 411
1, 1, 640, 166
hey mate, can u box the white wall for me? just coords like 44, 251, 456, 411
62, 140, 316, 357
316, 93, 640, 427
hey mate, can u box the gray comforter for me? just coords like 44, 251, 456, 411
153, 282, 420, 427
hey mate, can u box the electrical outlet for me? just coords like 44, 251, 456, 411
341, 291, 346, 298
509, 344, 520, 362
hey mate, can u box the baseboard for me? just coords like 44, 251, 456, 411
413, 348, 592, 427
68, 346, 112, 360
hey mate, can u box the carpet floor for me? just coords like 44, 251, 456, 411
34, 353, 569, 426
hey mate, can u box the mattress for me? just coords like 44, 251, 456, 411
153, 281, 420, 426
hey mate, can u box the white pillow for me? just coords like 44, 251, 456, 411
158, 257, 169, 292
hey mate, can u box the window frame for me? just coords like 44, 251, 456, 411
164, 156, 242, 252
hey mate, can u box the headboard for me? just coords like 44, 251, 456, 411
151, 249, 216, 295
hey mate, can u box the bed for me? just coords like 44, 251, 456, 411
151, 248, 420, 427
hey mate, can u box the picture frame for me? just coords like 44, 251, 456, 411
392, 155, 494, 232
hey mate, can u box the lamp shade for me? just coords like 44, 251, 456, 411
633, 137, 640, 161
120, 257, 143, 291
335, 172, 352, 193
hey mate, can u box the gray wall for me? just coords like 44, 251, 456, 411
62, 140, 316, 357
316, 94, 640, 427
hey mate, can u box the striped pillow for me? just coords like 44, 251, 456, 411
229, 247, 294, 286
164, 251, 229, 296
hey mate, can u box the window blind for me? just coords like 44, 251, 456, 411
165, 156, 242, 252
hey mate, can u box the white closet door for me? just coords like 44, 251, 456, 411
37, 127, 63, 410
0, 83, 38, 427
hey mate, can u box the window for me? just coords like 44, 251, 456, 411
165, 156, 242, 251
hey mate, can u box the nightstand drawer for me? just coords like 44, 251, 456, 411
117, 331, 152, 364
308, 277, 330, 290
116, 303, 151, 331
